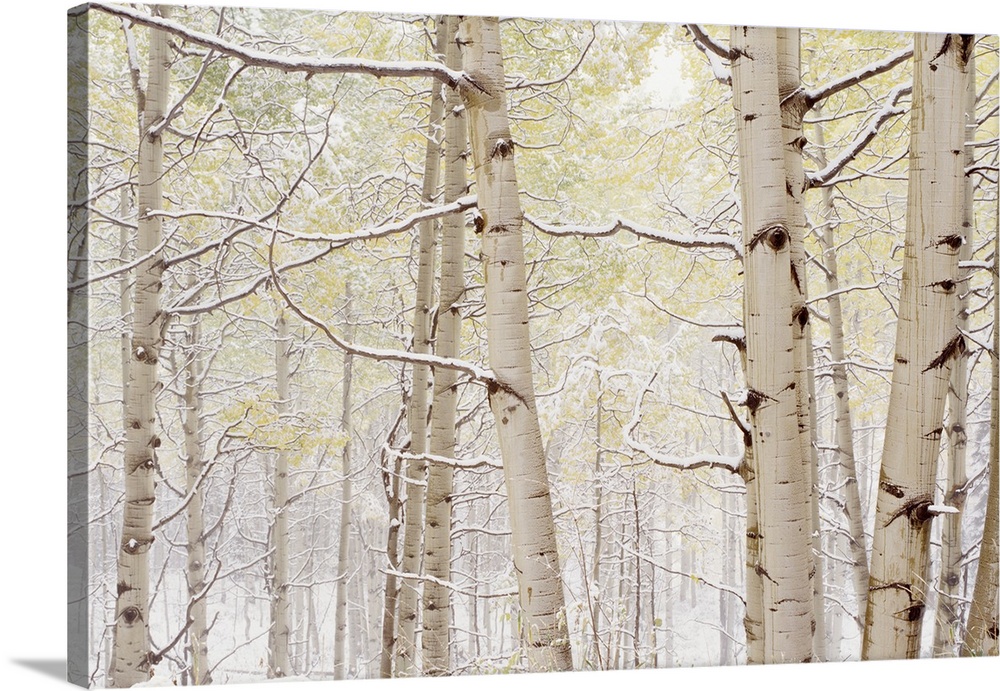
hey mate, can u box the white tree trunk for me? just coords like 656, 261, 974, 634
777, 28, 825, 661
269, 309, 291, 677
590, 370, 605, 669
862, 33, 971, 661
460, 15, 573, 672
731, 25, 815, 664
932, 48, 976, 657
181, 311, 211, 684
111, 8, 170, 685
334, 286, 355, 679
378, 418, 404, 678
421, 15, 466, 676
395, 24, 447, 675
962, 205, 999, 658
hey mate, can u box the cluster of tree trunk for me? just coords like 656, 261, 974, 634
68, 6, 998, 687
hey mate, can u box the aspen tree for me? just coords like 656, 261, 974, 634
731, 25, 815, 664
460, 15, 573, 672
421, 14, 467, 676
933, 47, 976, 656
181, 312, 211, 684
777, 28, 825, 660
863, 33, 971, 661
334, 286, 355, 679
111, 7, 171, 685
812, 108, 870, 638
395, 23, 447, 675
962, 209, 999, 658
269, 309, 291, 677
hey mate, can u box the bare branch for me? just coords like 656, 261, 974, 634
807, 82, 912, 189
267, 229, 497, 385
91, 2, 473, 89
806, 48, 912, 107
280, 195, 477, 244
525, 214, 742, 258
623, 372, 743, 475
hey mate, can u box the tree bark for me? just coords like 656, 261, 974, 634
395, 22, 447, 675
962, 189, 999, 658
111, 8, 170, 685
777, 28, 826, 661
421, 14, 467, 676
269, 308, 291, 677
181, 309, 211, 684
334, 285, 355, 679
933, 47, 976, 657
862, 33, 971, 661
731, 24, 815, 664
591, 368, 605, 669
378, 414, 405, 678
460, 15, 573, 672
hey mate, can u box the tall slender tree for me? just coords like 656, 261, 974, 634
863, 33, 972, 661
334, 285, 356, 679
269, 308, 292, 677
421, 14, 467, 676
111, 8, 171, 686
933, 45, 977, 657
777, 27, 825, 660
731, 24, 815, 664
395, 23, 447, 675
460, 14, 573, 672
962, 219, 999, 658
180, 306, 211, 685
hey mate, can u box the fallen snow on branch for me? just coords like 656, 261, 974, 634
91, 3, 473, 87
525, 214, 742, 258
382, 446, 503, 470
282, 195, 477, 244
624, 372, 742, 474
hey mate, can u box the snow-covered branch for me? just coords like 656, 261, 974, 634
683, 24, 732, 86
805, 48, 912, 107
267, 229, 498, 386
91, 2, 474, 89
169, 245, 336, 316
684, 24, 733, 61
623, 372, 743, 475
807, 82, 911, 189
525, 214, 742, 258
281, 195, 477, 244
383, 446, 503, 471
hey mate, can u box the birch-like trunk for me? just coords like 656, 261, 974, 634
777, 28, 825, 661
812, 107, 870, 638
932, 48, 976, 656
726, 345, 765, 665
862, 33, 971, 661
378, 432, 404, 678
181, 312, 211, 684
269, 309, 291, 677
731, 25, 815, 664
421, 15, 466, 676
395, 23, 447, 675
111, 9, 170, 685
460, 15, 573, 672
334, 286, 355, 679
962, 217, 999, 657
590, 370, 605, 669
742, 441, 765, 664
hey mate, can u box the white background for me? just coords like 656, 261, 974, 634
3, 0, 998, 689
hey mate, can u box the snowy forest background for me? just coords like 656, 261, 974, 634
65, 1, 998, 689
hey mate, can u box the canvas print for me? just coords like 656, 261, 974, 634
67, 2, 999, 687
